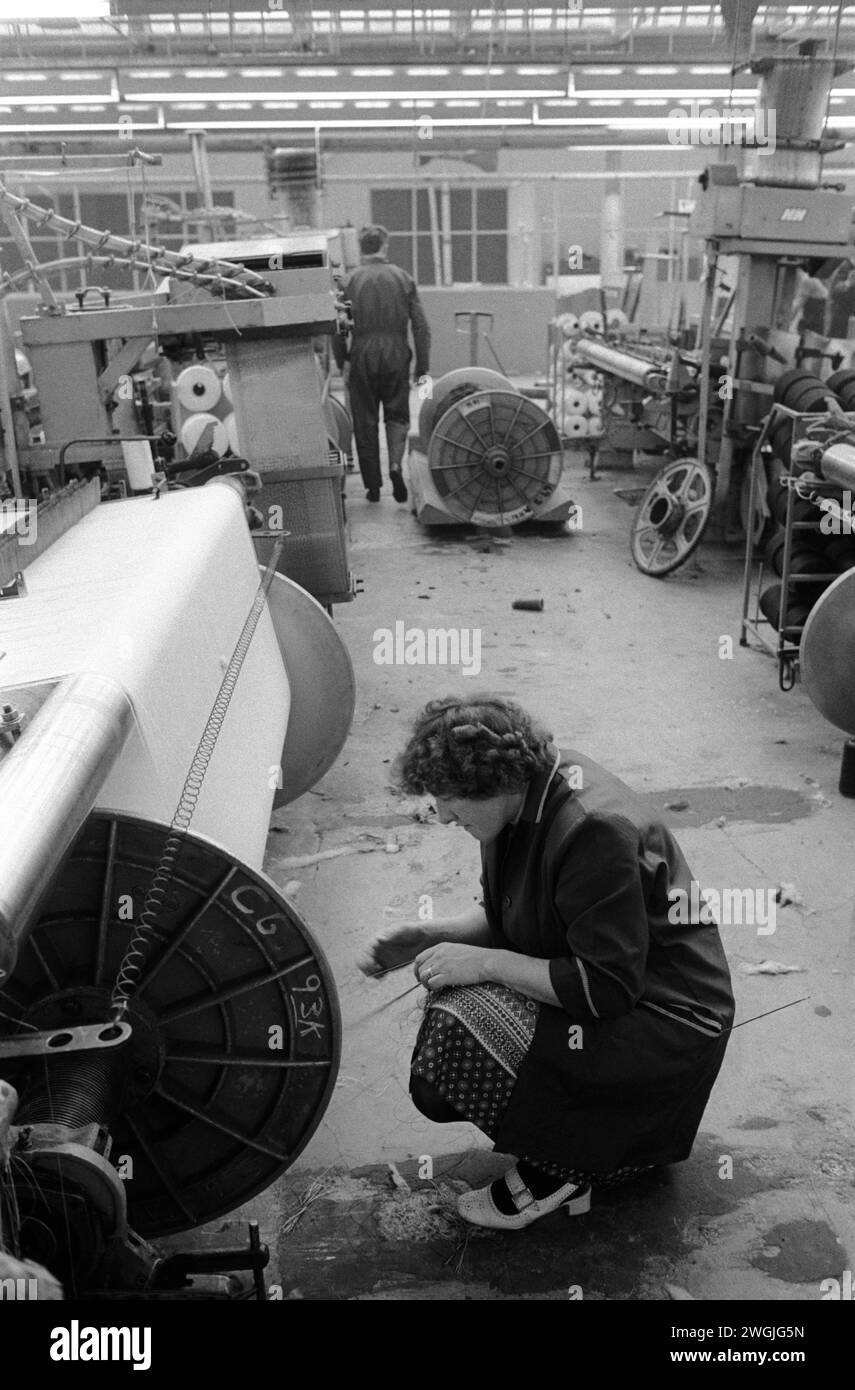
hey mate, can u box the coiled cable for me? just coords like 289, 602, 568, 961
109, 537, 285, 1023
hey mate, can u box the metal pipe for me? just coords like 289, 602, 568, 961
575, 338, 667, 390
0, 301, 23, 498
0, 672, 134, 983
820, 441, 855, 489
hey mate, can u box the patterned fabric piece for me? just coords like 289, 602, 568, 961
521, 1155, 655, 1188
411, 983, 539, 1138
411, 983, 656, 1191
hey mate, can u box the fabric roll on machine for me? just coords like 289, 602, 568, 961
0, 477, 355, 1298
0, 225, 359, 1299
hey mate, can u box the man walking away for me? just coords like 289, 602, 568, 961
336, 225, 431, 504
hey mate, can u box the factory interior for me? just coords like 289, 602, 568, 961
1, 0, 854, 1321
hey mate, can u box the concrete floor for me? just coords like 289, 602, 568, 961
247, 439, 854, 1301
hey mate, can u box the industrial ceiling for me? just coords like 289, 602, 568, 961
1, 3, 855, 150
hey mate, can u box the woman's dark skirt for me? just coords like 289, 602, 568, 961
410, 982, 729, 1183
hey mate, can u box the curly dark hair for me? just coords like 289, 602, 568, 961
397, 695, 555, 799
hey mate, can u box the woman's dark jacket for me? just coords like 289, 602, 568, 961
480, 747, 735, 1172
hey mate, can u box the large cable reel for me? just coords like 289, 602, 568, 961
417, 366, 513, 443
424, 371, 564, 527
0, 809, 339, 1286
630, 456, 714, 576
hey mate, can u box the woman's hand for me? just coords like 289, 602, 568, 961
413, 942, 492, 991
356, 921, 434, 977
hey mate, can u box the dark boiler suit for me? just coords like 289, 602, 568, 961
338, 256, 431, 492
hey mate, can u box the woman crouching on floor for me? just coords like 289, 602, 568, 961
358, 695, 735, 1231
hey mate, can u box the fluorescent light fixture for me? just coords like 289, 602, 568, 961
128, 88, 566, 102
589, 99, 623, 106
568, 145, 689, 153
581, 66, 624, 75
126, 70, 173, 80
217, 102, 253, 110
444, 100, 480, 107
575, 89, 755, 101
59, 72, 102, 82
0, 122, 162, 134
690, 66, 733, 74
607, 116, 756, 129
0, 93, 117, 107
25, 105, 59, 112
10, 0, 108, 13
240, 69, 284, 79
169, 117, 531, 130
262, 102, 298, 109
351, 67, 395, 76
633, 99, 669, 106
544, 99, 579, 107
415, 99, 436, 107
184, 70, 231, 79
634, 66, 679, 75
496, 99, 526, 107
3, 74, 47, 82
462, 66, 505, 76
295, 68, 340, 78
355, 100, 391, 108
516, 66, 560, 75
310, 101, 345, 108
174, 103, 207, 111
70, 104, 105, 111
406, 67, 450, 76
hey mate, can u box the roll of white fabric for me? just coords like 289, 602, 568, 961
579, 310, 605, 335
586, 389, 604, 413
222, 371, 232, 404
587, 415, 604, 436
180, 412, 229, 457
564, 387, 588, 415
175, 364, 223, 413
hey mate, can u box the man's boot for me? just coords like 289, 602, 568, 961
385, 420, 410, 503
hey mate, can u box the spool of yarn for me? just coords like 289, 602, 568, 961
222, 371, 233, 404
823, 533, 855, 571
586, 389, 604, 413
175, 364, 222, 413
587, 415, 604, 436
180, 412, 229, 457
121, 439, 155, 492
579, 309, 605, 335
606, 308, 629, 331
564, 387, 588, 415
558, 313, 580, 337
224, 411, 240, 455
562, 412, 589, 438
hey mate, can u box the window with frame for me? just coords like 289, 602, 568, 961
371, 185, 508, 286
